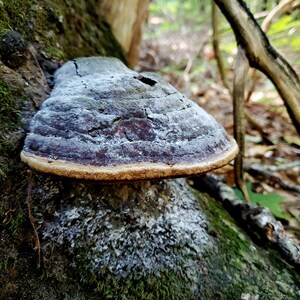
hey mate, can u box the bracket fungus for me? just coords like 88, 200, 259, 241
21, 57, 238, 181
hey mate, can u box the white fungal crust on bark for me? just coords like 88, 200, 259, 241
42, 179, 213, 280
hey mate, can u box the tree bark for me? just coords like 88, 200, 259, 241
233, 46, 250, 202
100, 0, 150, 67
0, 1, 300, 299
214, 0, 300, 135
211, 2, 230, 90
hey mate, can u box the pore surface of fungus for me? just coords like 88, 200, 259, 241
21, 57, 238, 181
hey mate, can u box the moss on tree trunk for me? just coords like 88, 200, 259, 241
0, 0, 125, 61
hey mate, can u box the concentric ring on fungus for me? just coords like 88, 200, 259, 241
21, 57, 238, 181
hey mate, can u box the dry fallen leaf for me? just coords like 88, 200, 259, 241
246, 145, 276, 158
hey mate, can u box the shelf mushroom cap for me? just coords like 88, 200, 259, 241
21, 57, 238, 182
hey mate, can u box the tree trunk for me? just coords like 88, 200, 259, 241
100, 0, 150, 67
0, 1, 299, 299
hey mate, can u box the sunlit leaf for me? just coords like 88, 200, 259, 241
235, 182, 289, 220
245, 135, 262, 144
268, 15, 299, 36
283, 135, 300, 147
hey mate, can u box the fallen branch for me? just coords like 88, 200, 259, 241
246, 163, 300, 193
193, 174, 300, 270
260, 160, 300, 172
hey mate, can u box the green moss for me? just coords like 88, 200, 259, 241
44, 46, 65, 60
0, 260, 8, 272
0, 82, 20, 147
0, 75, 26, 236
0, 82, 17, 120
44, 243, 200, 300
0, 205, 24, 236
75, 267, 197, 300
0, 80, 21, 179
0, 28, 10, 37
0, 0, 126, 62
195, 191, 300, 299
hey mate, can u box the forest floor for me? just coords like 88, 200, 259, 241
137, 16, 300, 243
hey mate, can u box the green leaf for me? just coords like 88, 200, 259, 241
283, 135, 300, 147
235, 182, 289, 220
268, 15, 299, 36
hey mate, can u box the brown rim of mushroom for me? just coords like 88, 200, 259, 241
20, 57, 238, 182
21, 139, 238, 181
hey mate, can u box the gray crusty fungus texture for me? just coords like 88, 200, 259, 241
42, 179, 213, 283
21, 57, 237, 181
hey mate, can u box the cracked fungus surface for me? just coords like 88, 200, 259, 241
42, 179, 213, 279
23, 56, 232, 166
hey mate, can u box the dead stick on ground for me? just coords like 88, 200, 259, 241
26, 171, 41, 268
233, 46, 250, 202
246, 164, 300, 193
266, 161, 300, 172
193, 174, 300, 270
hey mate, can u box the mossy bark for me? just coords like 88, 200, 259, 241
0, 1, 299, 299
0, 0, 125, 61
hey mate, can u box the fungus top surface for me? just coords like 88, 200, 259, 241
21, 57, 238, 181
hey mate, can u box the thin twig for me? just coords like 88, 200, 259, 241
261, 0, 295, 32
211, 2, 230, 91
28, 45, 50, 93
26, 171, 41, 268
233, 46, 250, 202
